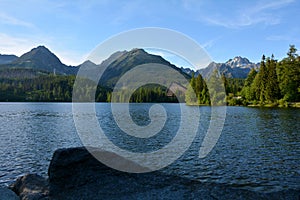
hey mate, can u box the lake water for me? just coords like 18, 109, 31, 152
0, 103, 299, 193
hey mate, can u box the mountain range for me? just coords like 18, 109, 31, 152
196, 56, 260, 79
0, 46, 260, 86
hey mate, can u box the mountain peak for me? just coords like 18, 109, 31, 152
9, 45, 77, 75
35, 45, 48, 50
226, 56, 252, 68
81, 60, 96, 65
78, 60, 98, 69
197, 56, 259, 79
97, 48, 188, 87
18, 45, 56, 58
127, 48, 148, 56
27, 46, 55, 57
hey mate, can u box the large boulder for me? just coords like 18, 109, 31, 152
0, 187, 19, 200
10, 173, 48, 200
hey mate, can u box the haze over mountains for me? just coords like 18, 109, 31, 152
0, 46, 260, 85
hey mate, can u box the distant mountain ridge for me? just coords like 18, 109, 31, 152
9, 46, 78, 75
0, 54, 18, 64
0, 45, 259, 85
196, 56, 260, 79
98, 48, 190, 87
0, 46, 190, 88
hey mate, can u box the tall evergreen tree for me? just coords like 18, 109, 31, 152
277, 45, 300, 101
221, 74, 230, 95
265, 55, 280, 102
206, 69, 226, 105
195, 74, 210, 104
185, 73, 210, 105
241, 68, 257, 102
251, 55, 267, 103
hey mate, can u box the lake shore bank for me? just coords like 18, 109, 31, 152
4, 147, 300, 200
1, 101, 300, 109
246, 102, 300, 108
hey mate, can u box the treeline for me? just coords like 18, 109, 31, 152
0, 73, 178, 102
185, 45, 300, 107
185, 70, 245, 105
1, 75, 83, 102
1, 45, 299, 105
112, 84, 181, 103
240, 45, 300, 106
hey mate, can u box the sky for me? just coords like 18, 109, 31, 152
0, 0, 299, 68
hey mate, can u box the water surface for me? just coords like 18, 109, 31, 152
0, 103, 299, 192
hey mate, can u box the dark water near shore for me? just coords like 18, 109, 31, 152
0, 103, 299, 192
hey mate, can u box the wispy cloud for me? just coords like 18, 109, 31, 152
201, 37, 221, 49
0, 12, 34, 28
0, 33, 38, 55
204, 14, 280, 28
266, 34, 300, 43
253, 0, 294, 11
199, 0, 294, 28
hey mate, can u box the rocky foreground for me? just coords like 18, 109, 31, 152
2, 147, 299, 200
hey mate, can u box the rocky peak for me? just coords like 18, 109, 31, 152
197, 56, 260, 79
226, 56, 252, 68
8, 45, 78, 75
14, 45, 63, 67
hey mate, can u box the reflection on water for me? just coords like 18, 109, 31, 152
0, 103, 299, 193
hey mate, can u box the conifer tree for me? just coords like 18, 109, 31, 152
265, 55, 280, 102
241, 68, 257, 102
277, 45, 300, 101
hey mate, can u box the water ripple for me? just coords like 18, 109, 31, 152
0, 103, 299, 193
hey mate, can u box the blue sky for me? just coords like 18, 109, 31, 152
0, 0, 299, 67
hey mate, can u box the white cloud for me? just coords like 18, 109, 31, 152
253, 0, 294, 11
0, 12, 34, 28
201, 37, 221, 49
0, 33, 39, 55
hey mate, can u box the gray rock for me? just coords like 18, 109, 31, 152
0, 187, 19, 200
10, 174, 48, 200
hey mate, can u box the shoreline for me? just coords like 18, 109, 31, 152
1, 101, 300, 108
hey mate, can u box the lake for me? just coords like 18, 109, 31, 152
0, 103, 299, 193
